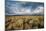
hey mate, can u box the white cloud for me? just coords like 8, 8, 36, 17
32, 6, 44, 15
6, 5, 44, 15
13, 8, 32, 15
14, 6, 44, 15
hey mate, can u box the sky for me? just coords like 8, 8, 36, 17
5, 0, 44, 15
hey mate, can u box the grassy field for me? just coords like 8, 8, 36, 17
5, 16, 44, 30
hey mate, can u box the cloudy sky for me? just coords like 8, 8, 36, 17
5, 0, 44, 15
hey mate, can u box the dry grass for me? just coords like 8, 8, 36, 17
5, 16, 44, 30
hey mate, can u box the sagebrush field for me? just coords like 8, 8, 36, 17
5, 16, 44, 30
